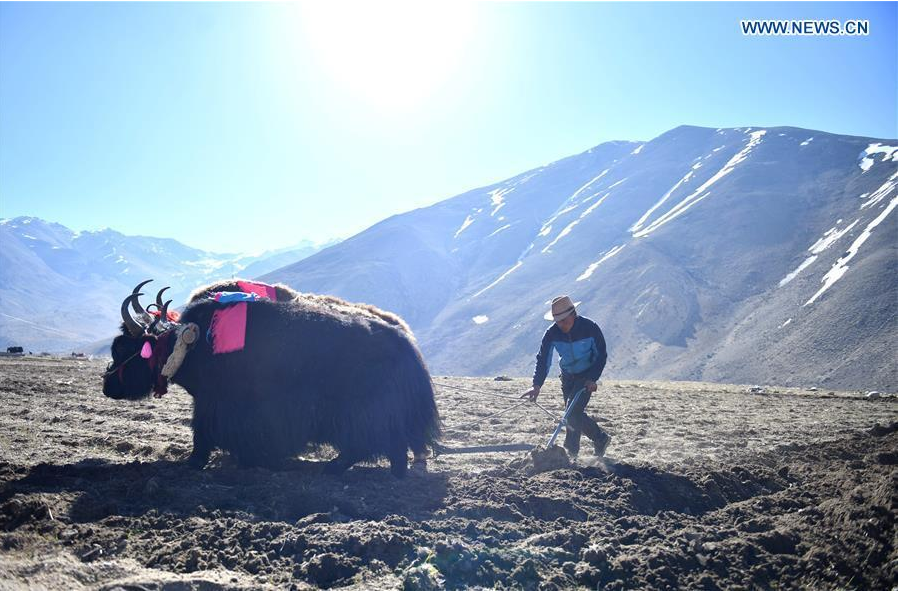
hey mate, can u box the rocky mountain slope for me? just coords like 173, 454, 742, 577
264, 125, 898, 391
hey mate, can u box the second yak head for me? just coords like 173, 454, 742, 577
103, 281, 176, 400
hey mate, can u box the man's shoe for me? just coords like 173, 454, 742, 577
593, 432, 611, 457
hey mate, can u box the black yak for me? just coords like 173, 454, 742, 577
102, 280, 439, 477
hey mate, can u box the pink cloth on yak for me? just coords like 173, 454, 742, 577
210, 302, 248, 354
237, 280, 278, 301
208, 281, 277, 354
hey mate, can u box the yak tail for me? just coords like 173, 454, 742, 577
394, 343, 442, 453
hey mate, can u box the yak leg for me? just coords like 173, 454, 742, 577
323, 451, 362, 475
408, 431, 429, 474
411, 442, 428, 462
187, 430, 213, 468
187, 408, 214, 468
388, 438, 409, 479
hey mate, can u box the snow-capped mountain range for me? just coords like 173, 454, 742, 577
0, 218, 335, 351
262, 125, 897, 391
2, 124, 895, 391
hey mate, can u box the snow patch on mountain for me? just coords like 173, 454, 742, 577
472, 261, 523, 298
487, 224, 512, 238
542, 190, 617, 254
577, 244, 626, 281
537, 170, 614, 240
571, 170, 610, 201
633, 130, 766, 238
858, 143, 898, 172
539, 204, 577, 236
582, 192, 611, 216
454, 214, 476, 239
630, 168, 697, 233
779, 256, 818, 287
809, 220, 859, 254
782, 216, 865, 288
542, 221, 578, 254
805, 195, 898, 306
860, 173, 898, 209
490, 187, 515, 216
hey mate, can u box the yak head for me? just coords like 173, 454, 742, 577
102, 281, 174, 400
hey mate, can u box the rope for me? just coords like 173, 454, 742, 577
102, 349, 142, 377
470, 399, 531, 425
433, 382, 572, 454
436, 382, 525, 400
432, 442, 535, 456
436, 381, 564, 424
532, 400, 561, 421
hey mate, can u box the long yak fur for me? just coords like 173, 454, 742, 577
103, 291, 439, 477
189, 279, 413, 337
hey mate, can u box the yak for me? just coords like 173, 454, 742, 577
102, 280, 440, 477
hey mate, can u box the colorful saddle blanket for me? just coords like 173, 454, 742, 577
208, 281, 280, 354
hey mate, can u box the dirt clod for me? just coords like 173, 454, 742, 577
528, 445, 572, 473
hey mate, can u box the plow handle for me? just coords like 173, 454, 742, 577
547, 387, 586, 448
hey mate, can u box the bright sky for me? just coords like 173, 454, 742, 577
1, 1, 896, 253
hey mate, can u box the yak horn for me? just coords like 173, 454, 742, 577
149, 299, 173, 334
130, 280, 153, 317
155, 287, 170, 312
121, 293, 147, 337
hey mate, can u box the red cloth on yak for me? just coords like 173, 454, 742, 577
237, 280, 278, 301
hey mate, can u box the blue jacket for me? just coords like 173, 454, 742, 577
532, 315, 607, 388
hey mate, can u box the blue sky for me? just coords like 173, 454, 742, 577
1, 2, 896, 253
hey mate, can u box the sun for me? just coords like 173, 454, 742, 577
295, 2, 477, 112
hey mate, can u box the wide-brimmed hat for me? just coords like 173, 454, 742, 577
551, 295, 576, 322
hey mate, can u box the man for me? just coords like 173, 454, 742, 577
522, 295, 611, 457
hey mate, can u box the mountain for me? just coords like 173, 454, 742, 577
262, 125, 898, 391
0, 218, 333, 352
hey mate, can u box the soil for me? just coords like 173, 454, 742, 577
0, 357, 896, 590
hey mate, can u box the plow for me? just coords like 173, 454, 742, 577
432, 383, 591, 457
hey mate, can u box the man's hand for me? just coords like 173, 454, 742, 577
585, 380, 598, 393
520, 385, 541, 401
